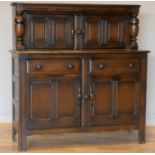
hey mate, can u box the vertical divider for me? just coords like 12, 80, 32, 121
74, 14, 79, 50
74, 14, 84, 50
81, 58, 89, 128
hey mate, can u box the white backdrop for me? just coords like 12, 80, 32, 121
0, 1, 155, 125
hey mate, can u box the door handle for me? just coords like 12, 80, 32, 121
89, 84, 95, 116
75, 29, 85, 38
84, 95, 89, 99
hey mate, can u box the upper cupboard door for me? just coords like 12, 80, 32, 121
25, 14, 74, 49
82, 16, 129, 49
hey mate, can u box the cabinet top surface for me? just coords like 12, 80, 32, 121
11, 49, 150, 55
11, 3, 140, 7
12, 3, 140, 14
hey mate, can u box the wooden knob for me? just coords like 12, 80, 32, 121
128, 63, 134, 68
35, 64, 42, 70
98, 64, 105, 69
67, 64, 74, 70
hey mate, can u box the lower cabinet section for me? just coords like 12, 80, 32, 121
12, 52, 148, 151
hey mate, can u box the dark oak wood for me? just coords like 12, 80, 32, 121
26, 58, 81, 75
11, 3, 149, 151
82, 15, 130, 49
27, 77, 81, 130
12, 3, 140, 50
25, 14, 74, 49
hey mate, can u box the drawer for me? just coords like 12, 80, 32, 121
91, 58, 140, 76
27, 58, 81, 75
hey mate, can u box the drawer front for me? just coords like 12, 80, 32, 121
91, 58, 140, 76
27, 58, 81, 75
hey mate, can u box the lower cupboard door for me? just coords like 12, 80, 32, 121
90, 79, 139, 126
26, 77, 81, 129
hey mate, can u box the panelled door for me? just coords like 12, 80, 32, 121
25, 13, 129, 49
26, 57, 81, 129
26, 56, 141, 130
25, 13, 74, 49
88, 57, 140, 126
81, 15, 129, 49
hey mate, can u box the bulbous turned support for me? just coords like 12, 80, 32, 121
128, 14, 139, 49
15, 11, 25, 50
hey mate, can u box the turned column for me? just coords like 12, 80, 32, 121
15, 11, 25, 50
128, 14, 139, 49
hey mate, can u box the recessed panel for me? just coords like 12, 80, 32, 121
29, 79, 53, 120
117, 81, 137, 114
57, 81, 79, 117
94, 81, 111, 115
55, 22, 66, 41
53, 16, 74, 48
34, 22, 46, 42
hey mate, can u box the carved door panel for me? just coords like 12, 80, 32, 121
89, 78, 139, 126
51, 15, 74, 48
25, 14, 129, 49
25, 14, 74, 49
88, 79, 112, 126
27, 77, 81, 129
82, 16, 129, 49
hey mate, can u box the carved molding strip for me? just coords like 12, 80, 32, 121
128, 14, 139, 49
15, 12, 25, 50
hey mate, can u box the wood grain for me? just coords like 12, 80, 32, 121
11, 3, 150, 151
12, 3, 140, 50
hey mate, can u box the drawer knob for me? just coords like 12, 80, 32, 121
98, 64, 105, 69
128, 63, 134, 68
35, 64, 42, 70
67, 64, 74, 70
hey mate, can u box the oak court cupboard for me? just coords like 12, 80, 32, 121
11, 3, 149, 151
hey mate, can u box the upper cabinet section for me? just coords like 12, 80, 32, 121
12, 3, 140, 50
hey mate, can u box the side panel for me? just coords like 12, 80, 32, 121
12, 54, 20, 135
